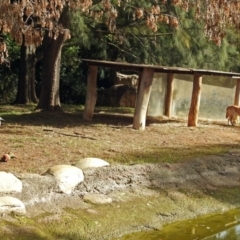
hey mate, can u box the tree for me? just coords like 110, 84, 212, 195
160, 5, 240, 71
36, 7, 71, 110
0, 0, 240, 109
0, 35, 19, 104
13, 42, 38, 104
0, 0, 92, 109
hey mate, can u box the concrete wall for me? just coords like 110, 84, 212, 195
147, 73, 236, 121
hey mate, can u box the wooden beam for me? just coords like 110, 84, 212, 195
83, 65, 98, 121
188, 74, 202, 127
133, 67, 154, 130
164, 73, 174, 117
234, 78, 240, 105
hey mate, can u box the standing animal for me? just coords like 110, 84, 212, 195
226, 105, 240, 125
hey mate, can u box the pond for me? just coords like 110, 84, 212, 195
114, 208, 240, 240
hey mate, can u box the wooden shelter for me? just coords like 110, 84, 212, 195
82, 59, 240, 130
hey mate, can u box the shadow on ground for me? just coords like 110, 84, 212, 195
0, 111, 185, 128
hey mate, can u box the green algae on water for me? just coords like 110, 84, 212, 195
115, 208, 240, 240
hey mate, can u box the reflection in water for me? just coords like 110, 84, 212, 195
204, 224, 240, 239
115, 209, 240, 240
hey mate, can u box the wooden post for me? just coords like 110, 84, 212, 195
234, 78, 240, 105
83, 65, 98, 121
133, 67, 154, 130
164, 73, 174, 117
188, 74, 202, 127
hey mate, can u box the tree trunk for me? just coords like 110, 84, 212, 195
36, 34, 63, 111
36, 7, 70, 111
14, 43, 38, 104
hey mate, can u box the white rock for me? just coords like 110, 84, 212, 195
83, 194, 113, 205
0, 196, 26, 215
75, 158, 109, 170
0, 172, 22, 193
45, 165, 84, 194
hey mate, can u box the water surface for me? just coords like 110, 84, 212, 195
115, 208, 240, 240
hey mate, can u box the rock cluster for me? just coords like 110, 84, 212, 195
0, 158, 110, 215
2, 152, 240, 218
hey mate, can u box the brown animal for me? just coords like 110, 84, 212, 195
226, 105, 240, 125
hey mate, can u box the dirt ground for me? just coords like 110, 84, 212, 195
1, 106, 240, 239
0, 107, 240, 175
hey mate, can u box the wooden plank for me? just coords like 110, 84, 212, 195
133, 67, 154, 130
164, 73, 174, 117
82, 59, 240, 78
234, 79, 240, 105
188, 74, 202, 127
83, 65, 98, 121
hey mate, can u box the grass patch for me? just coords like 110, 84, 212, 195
1, 187, 240, 240
114, 145, 231, 165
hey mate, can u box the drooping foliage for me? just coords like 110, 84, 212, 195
67, 0, 240, 67
0, 0, 239, 61
161, 6, 240, 71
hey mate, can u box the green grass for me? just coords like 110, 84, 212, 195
113, 145, 231, 165
1, 187, 240, 240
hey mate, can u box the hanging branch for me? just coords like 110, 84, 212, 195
0, 0, 239, 64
